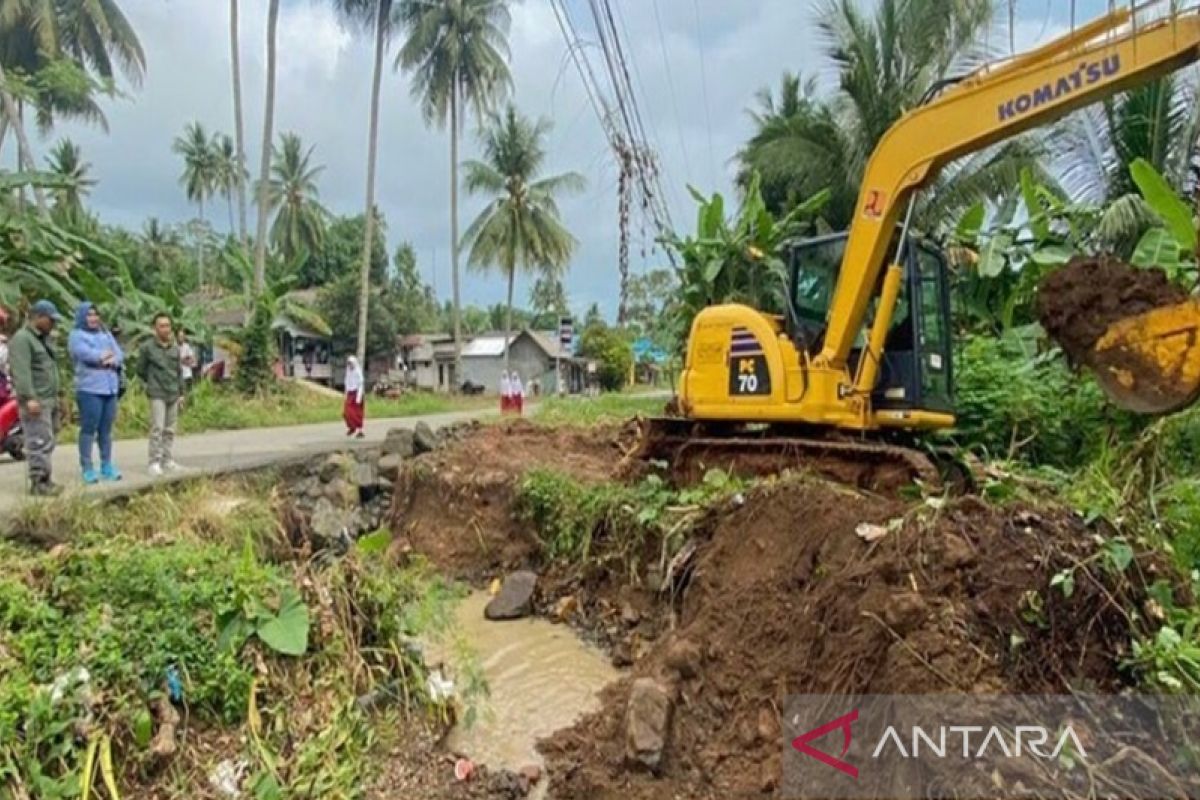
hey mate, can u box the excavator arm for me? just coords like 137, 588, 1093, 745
817, 5, 1200, 374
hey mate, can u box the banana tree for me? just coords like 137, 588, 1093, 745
662, 172, 829, 346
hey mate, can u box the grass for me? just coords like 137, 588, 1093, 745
0, 477, 474, 799
532, 391, 668, 427
57, 379, 489, 443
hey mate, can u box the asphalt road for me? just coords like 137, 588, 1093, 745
0, 407, 497, 520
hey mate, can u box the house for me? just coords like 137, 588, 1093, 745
196, 291, 333, 385
396, 333, 459, 392
459, 329, 590, 396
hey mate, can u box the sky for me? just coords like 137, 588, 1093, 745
25, 0, 1120, 321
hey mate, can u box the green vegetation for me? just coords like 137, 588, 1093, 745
57, 380, 481, 443
0, 478, 470, 798
533, 392, 665, 427
515, 468, 743, 565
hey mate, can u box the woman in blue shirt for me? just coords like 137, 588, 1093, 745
68, 302, 124, 483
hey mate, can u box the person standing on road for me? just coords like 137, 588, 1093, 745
511, 371, 524, 415
138, 313, 185, 476
343, 355, 365, 438
177, 329, 196, 393
499, 370, 511, 413
68, 302, 124, 484
9, 300, 63, 496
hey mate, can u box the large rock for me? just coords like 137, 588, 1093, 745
382, 428, 416, 459
319, 453, 353, 483
350, 460, 378, 489
625, 678, 673, 772
484, 571, 538, 620
323, 478, 359, 507
310, 499, 352, 542
413, 422, 439, 454
377, 453, 403, 482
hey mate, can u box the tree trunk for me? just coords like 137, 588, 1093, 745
450, 86, 463, 390
356, 0, 386, 366
226, 193, 236, 238
231, 0, 250, 249
198, 196, 207, 290
253, 0, 281, 294
0, 65, 46, 217
503, 265, 514, 371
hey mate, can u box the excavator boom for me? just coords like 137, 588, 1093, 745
819, 6, 1200, 375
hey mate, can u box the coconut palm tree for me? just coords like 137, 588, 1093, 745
229, 0, 249, 248
462, 105, 583, 369
253, 0, 282, 294
45, 137, 94, 221
266, 132, 328, 266
213, 133, 246, 236
331, 0, 400, 366
173, 121, 217, 285
739, 0, 1041, 232
397, 0, 513, 384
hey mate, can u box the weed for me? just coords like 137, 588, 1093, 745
532, 393, 667, 427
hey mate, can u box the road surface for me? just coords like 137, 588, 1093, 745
0, 408, 496, 519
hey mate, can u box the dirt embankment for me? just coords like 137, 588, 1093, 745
386, 423, 1183, 800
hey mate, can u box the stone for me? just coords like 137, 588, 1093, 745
311, 499, 355, 544
756, 706, 779, 742
611, 640, 633, 668
323, 478, 359, 507
625, 678, 673, 771
319, 453, 353, 483
414, 422, 439, 454
484, 571, 537, 620
620, 601, 641, 627
665, 637, 702, 679
377, 453, 403, 481
350, 461, 378, 489
518, 764, 541, 786
305, 479, 325, 500
382, 428, 416, 458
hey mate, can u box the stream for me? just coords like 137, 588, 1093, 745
430, 591, 622, 793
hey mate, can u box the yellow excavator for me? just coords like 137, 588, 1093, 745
641, 4, 1200, 484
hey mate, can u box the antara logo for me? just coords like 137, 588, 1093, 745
998, 55, 1120, 121
791, 709, 1088, 778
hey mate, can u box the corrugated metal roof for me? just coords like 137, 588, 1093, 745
461, 336, 511, 357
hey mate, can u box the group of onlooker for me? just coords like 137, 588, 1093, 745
1, 300, 194, 496
499, 370, 525, 414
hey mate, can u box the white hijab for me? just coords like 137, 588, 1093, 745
500, 370, 511, 395
511, 372, 524, 396
345, 356, 363, 399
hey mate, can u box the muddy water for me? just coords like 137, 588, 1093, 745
435, 591, 621, 779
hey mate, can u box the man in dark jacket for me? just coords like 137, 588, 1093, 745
137, 312, 185, 475
9, 300, 63, 495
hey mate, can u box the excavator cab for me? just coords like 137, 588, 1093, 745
788, 233, 954, 414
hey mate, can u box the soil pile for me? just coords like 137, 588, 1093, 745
540, 481, 1174, 800
389, 420, 623, 578
1036, 256, 1187, 363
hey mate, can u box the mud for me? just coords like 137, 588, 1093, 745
385, 423, 1187, 800
1037, 256, 1188, 363
539, 484, 1178, 800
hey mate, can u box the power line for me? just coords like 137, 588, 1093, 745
691, 0, 717, 187
650, 0, 694, 188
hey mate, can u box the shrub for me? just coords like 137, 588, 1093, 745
578, 322, 633, 391
951, 334, 1141, 468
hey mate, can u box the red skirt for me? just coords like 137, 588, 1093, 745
343, 393, 365, 431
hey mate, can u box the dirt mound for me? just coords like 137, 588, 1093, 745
1037, 256, 1188, 363
540, 480, 1174, 800
389, 420, 624, 578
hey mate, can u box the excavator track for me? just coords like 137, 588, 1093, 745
624, 416, 940, 492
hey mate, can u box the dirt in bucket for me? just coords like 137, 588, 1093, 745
1036, 256, 1189, 364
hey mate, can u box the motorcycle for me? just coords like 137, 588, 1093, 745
0, 395, 23, 461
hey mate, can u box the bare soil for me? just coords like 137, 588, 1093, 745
382, 423, 1186, 800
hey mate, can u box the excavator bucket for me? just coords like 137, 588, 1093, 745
1089, 299, 1200, 414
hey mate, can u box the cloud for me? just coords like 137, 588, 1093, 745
23, 0, 1086, 320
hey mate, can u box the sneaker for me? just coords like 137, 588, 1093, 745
31, 481, 63, 497
81, 467, 99, 485
100, 463, 123, 482
148, 462, 164, 477
162, 460, 184, 473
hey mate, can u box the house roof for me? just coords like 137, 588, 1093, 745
461, 335, 510, 357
